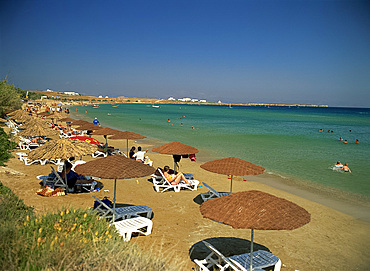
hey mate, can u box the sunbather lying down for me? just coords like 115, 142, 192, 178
163, 165, 192, 185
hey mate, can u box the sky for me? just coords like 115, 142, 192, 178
1, 0, 369, 107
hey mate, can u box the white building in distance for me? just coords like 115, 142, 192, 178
63, 91, 79, 95
168, 97, 176, 101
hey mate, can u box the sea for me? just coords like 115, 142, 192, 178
70, 103, 370, 201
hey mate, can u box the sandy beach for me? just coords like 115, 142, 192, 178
2, 132, 370, 270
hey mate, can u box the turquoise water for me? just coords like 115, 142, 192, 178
71, 104, 370, 199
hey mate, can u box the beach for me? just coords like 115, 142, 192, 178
2, 131, 370, 270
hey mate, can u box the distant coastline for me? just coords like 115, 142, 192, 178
30, 90, 328, 108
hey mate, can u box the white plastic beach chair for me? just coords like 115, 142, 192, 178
92, 196, 153, 222
200, 182, 233, 202
194, 241, 281, 271
112, 216, 153, 241
153, 168, 199, 193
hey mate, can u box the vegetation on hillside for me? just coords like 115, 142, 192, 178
0, 182, 181, 270
0, 128, 16, 166
0, 79, 23, 117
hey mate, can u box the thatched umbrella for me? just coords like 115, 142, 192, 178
18, 124, 59, 138
200, 157, 265, 193
152, 142, 199, 171
91, 127, 122, 151
70, 119, 90, 126
59, 117, 76, 122
76, 123, 103, 131
109, 131, 146, 156
200, 190, 311, 271
9, 111, 33, 122
37, 112, 53, 117
28, 138, 97, 161
58, 117, 76, 129
0, 118, 7, 122
75, 155, 155, 221
7, 109, 28, 118
27, 138, 98, 192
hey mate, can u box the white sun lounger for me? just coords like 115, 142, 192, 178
194, 241, 281, 271
153, 168, 199, 193
200, 182, 233, 202
112, 216, 153, 241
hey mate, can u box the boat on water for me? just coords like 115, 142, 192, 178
152, 103, 160, 108
112, 104, 119, 107
91, 104, 100, 108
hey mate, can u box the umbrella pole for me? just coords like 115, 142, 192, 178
173, 158, 177, 173
126, 139, 129, 157
104, 135, 108, 153
63, 162, 68, 195
230, 175, 233, 193
249, 228, 254, 271
113, 179, 117, 222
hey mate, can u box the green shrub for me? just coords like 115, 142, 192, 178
0, 128, 17, 166
0, 183, 181, 270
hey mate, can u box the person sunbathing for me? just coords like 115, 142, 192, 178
163, 165, 191, 185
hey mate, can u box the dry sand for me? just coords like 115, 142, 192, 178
1, 133, 370, 271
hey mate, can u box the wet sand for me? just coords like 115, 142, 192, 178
1, 133, 370, 270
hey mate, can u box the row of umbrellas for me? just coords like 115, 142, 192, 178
74, 142, 310, 271
8, 110, 311, 270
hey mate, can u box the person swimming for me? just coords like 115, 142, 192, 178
341, 163, 351, 173
334, 161, 343, 169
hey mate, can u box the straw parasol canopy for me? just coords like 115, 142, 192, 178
70, 119, 90, 126
18, 124, 59, 138
9, 111, 33, 122
90, 127, 122, 136
109, 131, 146, 156
152, 142, 199, 171
75, 155, 155, 221
37, 112, 53, 117
27, 138, 97, 161
91, 127, 123, 150
200, 157, 265, 193
76, 123, 103, 131
200, 190, 311, 271
59, 117, 76, 122
152, 141, 199, 155
7, 109, 27, 118
0, 118, 8, 122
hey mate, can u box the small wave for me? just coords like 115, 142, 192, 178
329, 166, 344, 173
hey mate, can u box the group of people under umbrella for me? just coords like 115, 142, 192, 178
7, 110, 311, 271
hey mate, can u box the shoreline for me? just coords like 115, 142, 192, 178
141, 136, 370, 223
69, 110, 370, 223
2, 121, 370, 270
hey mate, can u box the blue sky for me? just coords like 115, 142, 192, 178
1, 0, 369, 107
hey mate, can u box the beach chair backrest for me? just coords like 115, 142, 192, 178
92, 196, 114, 218
202, 182, 220, 197
157, 168, 172, 185
202, 241, 238, 270
50, 166, 67, 188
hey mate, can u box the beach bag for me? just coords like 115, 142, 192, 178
94, 196, 112, 209
189, 153, 196, 162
